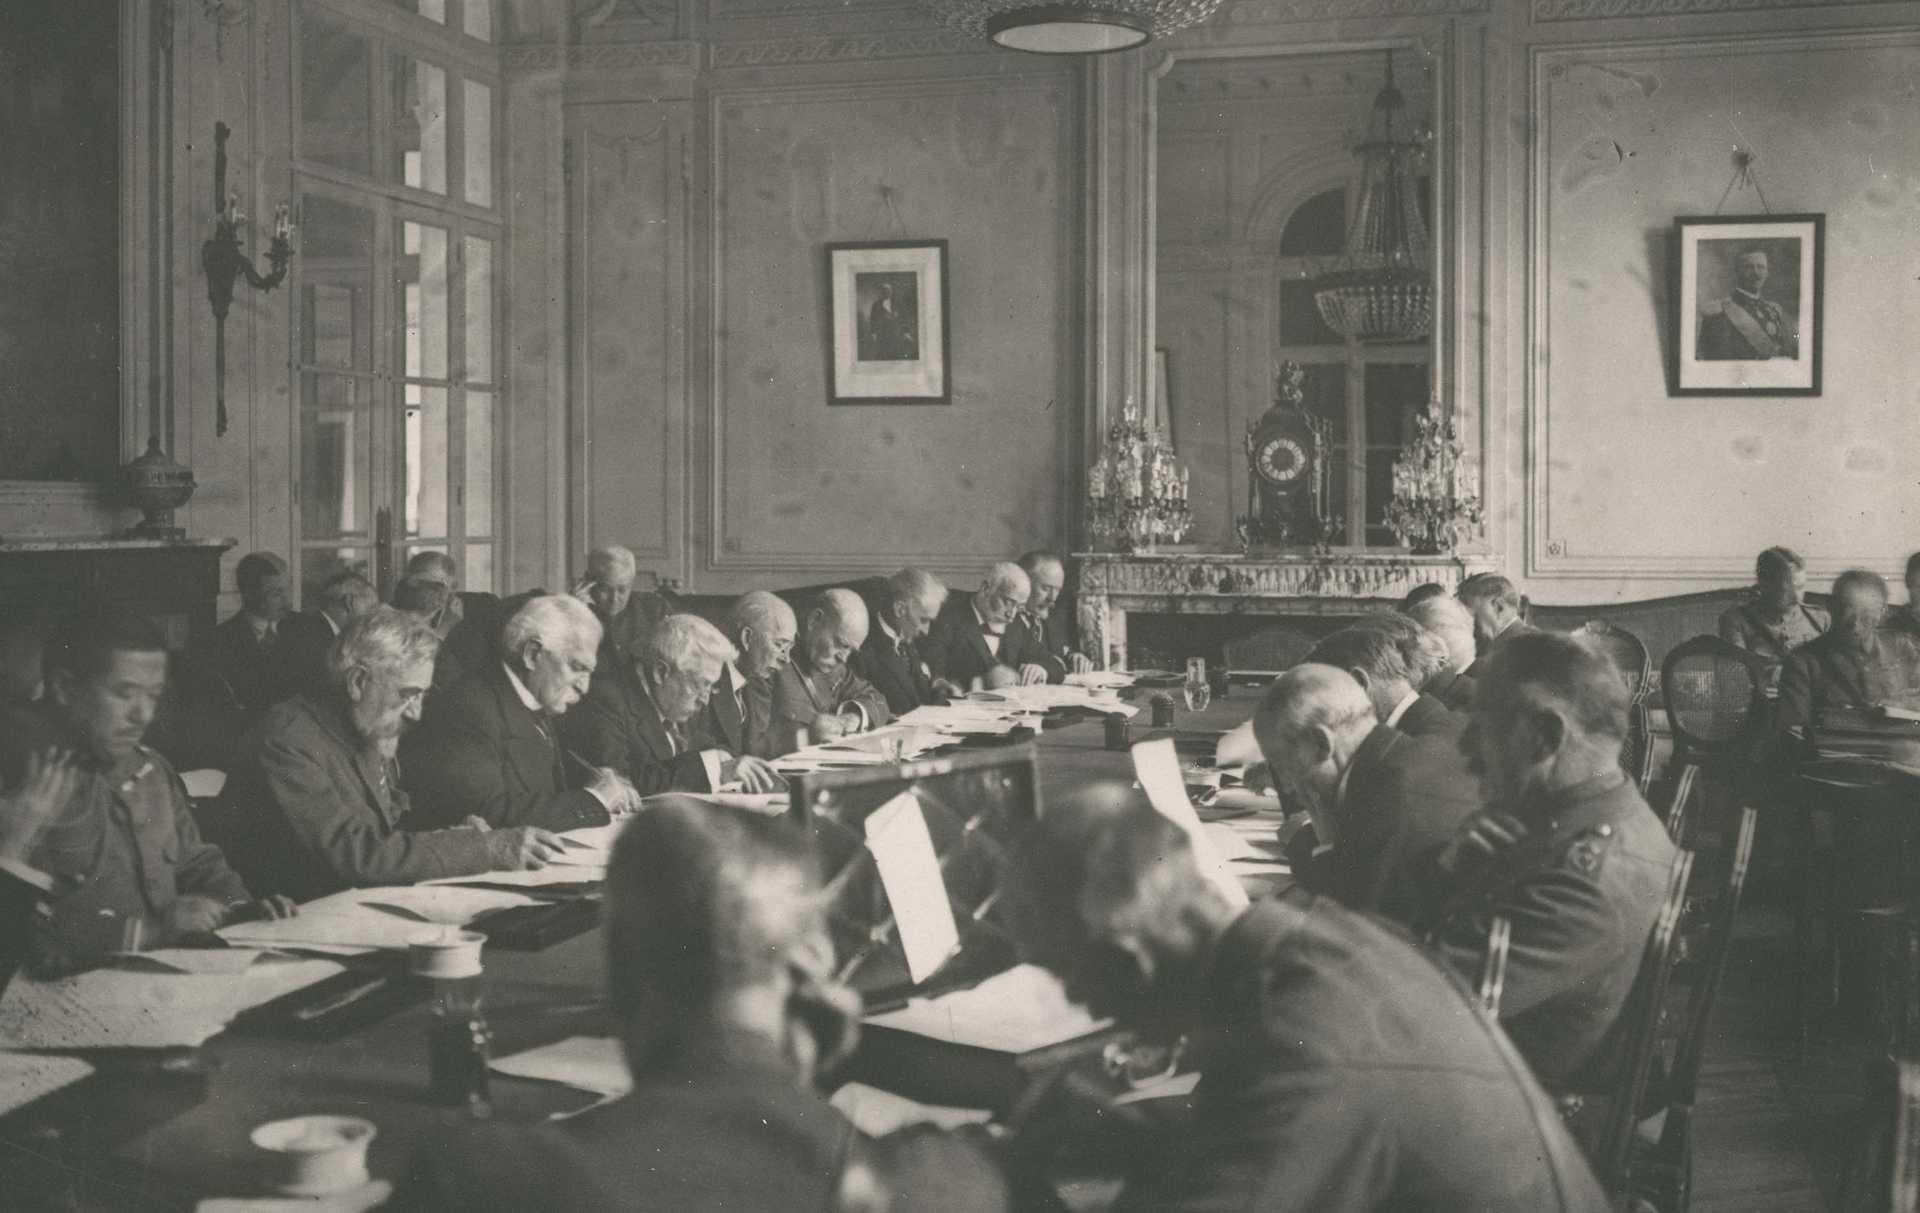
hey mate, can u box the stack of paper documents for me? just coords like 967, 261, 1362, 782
863, 963, 1111, 1054
219, 885, 542, 953
0, 955, 345, 1050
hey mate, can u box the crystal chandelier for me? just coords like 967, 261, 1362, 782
920, 0, 1224, 54
1312, 51, 1434, 343
1088, 399, 1192, 552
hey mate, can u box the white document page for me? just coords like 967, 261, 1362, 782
863, 791, 960, 984
489, 1035, 632, 1097
0, 957, 344, 1049
862, 963, 1111, 1054
1132, 738, 1250, 910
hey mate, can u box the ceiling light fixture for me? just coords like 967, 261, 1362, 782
926, 0, 1223, 55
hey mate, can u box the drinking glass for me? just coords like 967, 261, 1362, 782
1183, 679, 1211, 712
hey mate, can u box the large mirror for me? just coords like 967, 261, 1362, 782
1153, 46, 1437, 551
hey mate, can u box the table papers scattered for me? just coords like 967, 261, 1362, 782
0, 956, 345, 1049
0, 1052, 95, 1116
830, 1082, 993, 1135
219, 885, 539, 952
1133, 738, 1250, 910
865, 791, 961, 983
196, 1179, 393, 1213
863, 964, 1111, 1055
489, 1034, 632, 1098
1063, 671, 1135, 690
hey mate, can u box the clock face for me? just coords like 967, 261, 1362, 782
1256, 435, 1307, 485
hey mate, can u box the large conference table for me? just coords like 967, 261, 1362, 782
5, 691, 1272, 1211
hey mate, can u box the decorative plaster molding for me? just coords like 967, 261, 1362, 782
503, 41, 698, 72
1533, 0, 1901, 21
1077, 552, 1488, 599
711, 0, 915, 17
708, 31, 978, 66
1220, 0, 1487, 26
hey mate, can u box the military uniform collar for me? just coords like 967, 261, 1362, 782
1522, 770, 1634, 836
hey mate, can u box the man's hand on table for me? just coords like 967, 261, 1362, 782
1066, 652, 1095, 675
1016, 663, 1049, 687
487, 826, 567, 870
227, 894, 299, 925
165, 894, 229, 938
587, 766, 642, 815
724, 755, 785, 794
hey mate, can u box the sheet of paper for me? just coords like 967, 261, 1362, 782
1108, 1070, 1201, 1106
111, 947, 267, 976
1215, 721, 1260, 766
0, 1051, 94, 1116
830, 1082, 994, 1135
863, 963, 1112, 1055
196, 1179, 392, 1213
1209, 787, 1282, 815
1064, 671, 1134, 690
1132, 738, 1250, 910
489, 1035, 632, 1097
351, 885, 541, 924
690, 791, 788, 816
422, 864, 607, 889
863, 791, 960, 984
221, 884, 537, 949
557, 823, 624, 855
0, 957, 344, 1049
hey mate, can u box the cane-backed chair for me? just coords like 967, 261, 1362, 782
1836, 1056, 1920, 1213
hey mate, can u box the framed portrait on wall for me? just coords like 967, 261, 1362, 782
1670, 214, 1823, 396
826, 240, 950, 404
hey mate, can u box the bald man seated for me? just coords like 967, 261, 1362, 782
768, 590, 891, 755
851, 568, 961, 715
1308, 617, 1464, 742
923, 563, 1045, 691
696, 592, 794, 761
1001, 551, 1093, 683
1005, 786, 1609, 1213
564, 614, 783, 796
1253, 663, 1481, 924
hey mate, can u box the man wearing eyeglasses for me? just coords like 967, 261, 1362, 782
925, 562, 1049, 691
211, 607, 565, 902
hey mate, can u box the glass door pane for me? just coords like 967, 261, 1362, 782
392, 54, 448, 195
299, 7, 374, 176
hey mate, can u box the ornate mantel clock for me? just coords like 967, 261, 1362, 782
1237, 362, 1335, 548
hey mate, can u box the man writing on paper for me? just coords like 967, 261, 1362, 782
212, 608, 565, 902
0, 609, 294, 972
1002, 551, 1093, 683
1003, 785, 1608, 1213
564, 614, 784, 796
402, 595, 638, 830
768, 589, 892, 755
924, 563, 1046, 691
1253, 664, 1480, 924
697, 591, 794, 760
395, 797, 1010, 1213
852, 568, 961, 715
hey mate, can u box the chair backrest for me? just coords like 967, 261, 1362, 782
1575, 619, 1654, 707
1665, 807, 1759, 1108
1661, 634, 1769, 760
1478, 914, 1512, 1014
1837, 1056, 1920, 1213
1221, 624, 1320, 674
1622, 701, 1656, 795
1596, 847, 1697, 1199
1663, 762, 1700, 842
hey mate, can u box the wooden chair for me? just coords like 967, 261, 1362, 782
1221, 624, 1319, 675
1633, 807, 1759, 1213
1577, 619, 1654, 707
1836, 1056, 1920, 1213
1595, 848, 1696, 1204
1477, 914, 1511, 1014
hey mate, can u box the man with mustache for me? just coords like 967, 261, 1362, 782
768, 589, 891, 755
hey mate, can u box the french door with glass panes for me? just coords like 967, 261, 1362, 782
292, 0, 499, 601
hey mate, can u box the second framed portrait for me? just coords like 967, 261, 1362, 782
826, 240, 950, 405
1670, 213, 1823, 396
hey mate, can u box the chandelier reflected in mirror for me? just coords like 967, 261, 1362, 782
921, 0, 1224, 54
1311, 50, 1434, 343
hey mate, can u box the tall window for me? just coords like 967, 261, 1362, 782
293, 0, 499, 600
1274, 185, 1432, 549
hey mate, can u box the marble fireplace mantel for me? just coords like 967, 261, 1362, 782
1074, 551, 1496, 670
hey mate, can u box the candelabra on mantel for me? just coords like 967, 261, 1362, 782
1086, 398, 1192, 553
1384, 396, 1483, 555
202, 120, 295, 438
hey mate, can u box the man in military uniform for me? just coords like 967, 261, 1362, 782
1, 609, 293, 972
1718, 545, 1828, 680
1415, 630, 1677, 1092
1777, 569, 1901, 738
1004, 785, 1611, 1213
1697, 247, 1798, 361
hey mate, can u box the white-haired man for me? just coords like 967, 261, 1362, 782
769, 589, 891, 755
1405, 595, 1479, 711
282, 570, 378, 699
924, 562, 1044, 690
697, 591, 795, 760
565, 614, 784, 796
402, 595, 639, 831
572, 544, 670, 665
1002, 551, 1093, 683
213, 607, 566, 901
852, 568, 960, 715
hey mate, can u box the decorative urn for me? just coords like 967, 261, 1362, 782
120, 437, 196, 541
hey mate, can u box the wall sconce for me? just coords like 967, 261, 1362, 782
202, 120, 294, 437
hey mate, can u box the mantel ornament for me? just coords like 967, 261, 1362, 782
1384, 395, 1482, 555
1087, 398, 1192, 553
1235, 362, 1341, 551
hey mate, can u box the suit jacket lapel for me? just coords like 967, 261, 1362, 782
492, 664, 560, 793
714, 667, 747, 752
316, 697, 401, 830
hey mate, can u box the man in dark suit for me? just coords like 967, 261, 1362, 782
401, 595, 635, 831
1005, 786, 1609, 1213
279, 570, 377, 701
1254, 664, 1481, 924
572, 544, 672, 666
1457, 573, 1532, 675
1415, 630, 1678, 1092
394, 797, 1010, 1213
1001, 550, 1093, 684
1777, 568, 1900, 737
565, 614, 783, 796
403, 550, 501, 642
212, 608, 564, 902
768, 590, 892, 755
697, 591, 794, 760
205, 550, 294, 711
1308, 618, 1463, 743
1406, 594, 1480, 710
851, 568, 958, 716
923, 562, 1036, 692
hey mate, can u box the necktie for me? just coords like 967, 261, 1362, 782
665, 719, 685, 757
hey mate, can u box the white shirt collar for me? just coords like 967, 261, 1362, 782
724, 660, 745, 691
876, 615, 902, 646
502, 661, 543, 713
973, 601, 1001, 636
324, 612, 343, 637
1384, 690, 1419, 729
